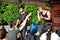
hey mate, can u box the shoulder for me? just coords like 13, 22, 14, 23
51, 32, 59, 38
25, 12, 28, 15
47, 11, 50, 14
46, 11, 50, 15
40, 33, 46, 40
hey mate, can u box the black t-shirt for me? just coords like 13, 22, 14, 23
18, 12, 28, 24
18, 12, 28, 37
39, 11, 52, 23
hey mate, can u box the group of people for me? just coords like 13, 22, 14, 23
0, 5, 60, 40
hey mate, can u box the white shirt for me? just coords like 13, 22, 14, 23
40, 32, 47, 40
51, 32, 59, 40
40, 32, 59, 40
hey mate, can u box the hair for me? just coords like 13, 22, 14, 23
38, 5, 47, 10
46, 24, 52, 40
10, 21, 14, 28
0, 29, 6, 39
19, 5, 24, 9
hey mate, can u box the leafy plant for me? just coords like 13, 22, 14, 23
0, 2, 18, 24
24, 5, 44, 25
0, 2, 50, 25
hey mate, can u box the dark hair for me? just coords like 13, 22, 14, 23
19, 5, 24, 9
46, 24, 52, 40
0, 29, 6, 39
10, 21, 14, 28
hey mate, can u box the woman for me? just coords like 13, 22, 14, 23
37, 5, 52, 34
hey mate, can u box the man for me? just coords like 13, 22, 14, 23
7, 13, 31, 40
16, 5, 30, 40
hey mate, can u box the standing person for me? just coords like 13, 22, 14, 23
37, 5, 52, 34
0, 29, 7, 40
16, 5, 30, 40
7, 13, 31, 40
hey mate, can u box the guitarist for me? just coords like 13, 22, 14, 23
16, 5, 30, 40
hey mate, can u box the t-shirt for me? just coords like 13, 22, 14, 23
18, 12, 28, 23
51, 32, 59, 40
18, 12, 28, 38
7, 29, 19, 40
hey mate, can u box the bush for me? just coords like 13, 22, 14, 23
0, 2, 50, 25
0, 2, 18, 24
24, 5, 44, 25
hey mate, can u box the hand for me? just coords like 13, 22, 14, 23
27, 12, 31, 17
41, 15, 44, 19
26, 12, 31, 19
37, 10, 40, 13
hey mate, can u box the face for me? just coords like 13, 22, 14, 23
38, 7, 43, 12
19, 8, 24, 13
0, 25, 3, 29
52, 27, 57, 32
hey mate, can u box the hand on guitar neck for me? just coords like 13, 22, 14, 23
26, 12, 31, 20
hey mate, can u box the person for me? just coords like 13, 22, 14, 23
51, 27, 59, 40
40, 27, 59, 40
56, 28, 60, 40
56, 28, 60, 37
27, 23, 40, 40
37, 5, 52, 34
7, 13, 31, 40
16, 5, 30, 40
0, 29, 7, 40
0, 24, 7, 33
0, 24, 4, 29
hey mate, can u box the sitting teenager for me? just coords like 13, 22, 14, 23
7, 13, 31, 40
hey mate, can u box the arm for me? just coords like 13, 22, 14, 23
19, 17, 28, 31
37, 11, 41, 21
35, 31, 40, 36
16, 19, 20, 27
27, 17, 30, 21
43, 11, 51, 20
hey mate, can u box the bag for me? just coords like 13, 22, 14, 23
28, 23, 38, 35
